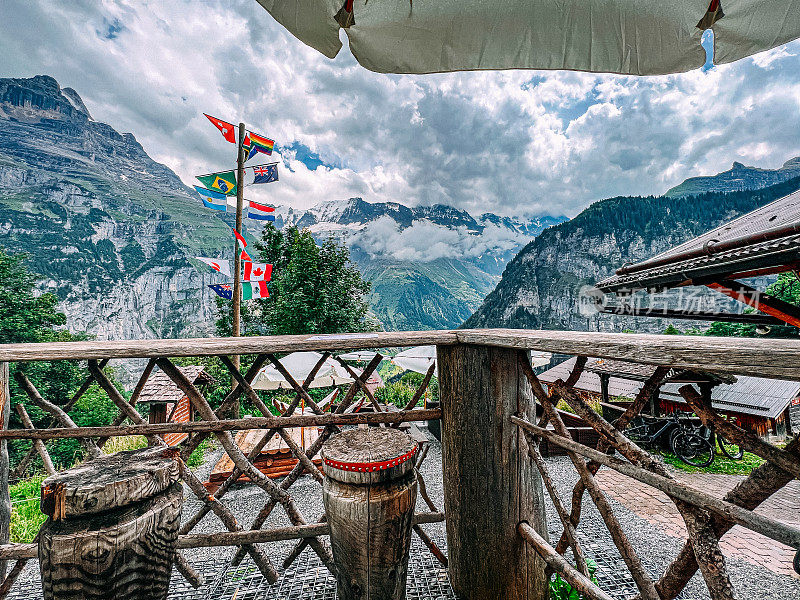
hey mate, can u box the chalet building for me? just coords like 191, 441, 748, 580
138, 365, 214, 446
596, 188, 800, 328
539, 357, 799, 440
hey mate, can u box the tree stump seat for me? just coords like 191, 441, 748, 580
38, 446, 183, 600
322, 427, 418, 600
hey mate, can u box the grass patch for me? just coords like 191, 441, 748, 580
659, 450, 764, 475
187, 438, 212, 469
101, 435, 148, 455
10, 475, 46, 543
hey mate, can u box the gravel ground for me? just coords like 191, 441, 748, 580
9, 428, 799, 600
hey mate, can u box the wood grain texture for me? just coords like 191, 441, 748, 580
0, 409, 441, 441
437, 344, 548, 600
2, 328, 800, 380
0, 331, 457, 362
39, 482, 182, 600
324, 473, 417, 600
40, 446, 179, 519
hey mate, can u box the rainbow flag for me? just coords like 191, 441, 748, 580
246, 131, 275, 159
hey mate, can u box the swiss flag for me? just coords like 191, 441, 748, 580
244, 262, 273, 282
204, 113, 236, 144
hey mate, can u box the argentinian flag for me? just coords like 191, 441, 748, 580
194, 186, 229, 211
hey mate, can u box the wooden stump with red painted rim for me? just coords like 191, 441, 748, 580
322, 427, 418, 600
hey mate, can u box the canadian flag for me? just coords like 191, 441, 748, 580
243, 262, 273, 282
204, 113, 236, 144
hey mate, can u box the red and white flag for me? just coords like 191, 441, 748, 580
233, 229, 247, 249
241, 248, 252, 262
204, 113, 236, 143
243, 262, 272, 282
195, 257, 232, 278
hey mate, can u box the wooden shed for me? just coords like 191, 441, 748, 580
137, 365, 214, 446
540, 357, 799, 440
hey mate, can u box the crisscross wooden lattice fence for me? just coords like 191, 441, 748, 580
0, 332, 446, 597
0, 329, 796, 599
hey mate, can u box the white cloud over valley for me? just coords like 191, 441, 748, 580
2, 0, 800, 219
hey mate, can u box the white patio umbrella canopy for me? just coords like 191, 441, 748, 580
252, 351, 354, 390
255, 0, 800, 76
391, 346, 551, 375
337, 350, 382, 362
392, 346, 437, 376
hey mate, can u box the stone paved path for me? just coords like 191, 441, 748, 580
596, 468, 800, 579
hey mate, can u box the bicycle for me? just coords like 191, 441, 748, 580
626, 413, 715, 468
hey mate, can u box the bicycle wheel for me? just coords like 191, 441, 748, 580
671, 432, 714, 467
717, 434, 744, 460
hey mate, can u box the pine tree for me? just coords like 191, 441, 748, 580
215, 226, 376, 337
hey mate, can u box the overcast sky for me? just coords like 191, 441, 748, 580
2, 0, 800, 219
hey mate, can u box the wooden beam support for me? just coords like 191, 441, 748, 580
180, 352, 333, 535
512, 417, 800, 550
0, 409, 440, 441
707, 281, 800, 328
15, 405, 55, 476
437, 343, 548, 600
518, 522, 616, 600
680, 385, 800, 477
0, 365, 8, 582
156, 358, 335, 572
14, 371, 101, 459
229, 353, 383, 567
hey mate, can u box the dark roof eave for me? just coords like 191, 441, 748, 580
597, 246, 800, 293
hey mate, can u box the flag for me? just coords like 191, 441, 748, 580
233, 229, 247, 249
197, 171, 237, 196
195, 257, 232, 278
204, 114, 236, 144
242, 133, 251, 151
251, 163, 278, 184
241, 248, 252, 262
246, 131, 275, 159
193, 185, 228, 210
242, 281, 269, 299
243, 262, 272, 282
248, 200, 276, 221
209, 284, 233, 299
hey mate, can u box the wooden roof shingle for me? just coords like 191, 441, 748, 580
138, 365, 214, 404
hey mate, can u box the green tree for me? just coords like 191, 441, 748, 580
0, 248, 113, 469
216, 226, 375, 337
705, 272, 800, 338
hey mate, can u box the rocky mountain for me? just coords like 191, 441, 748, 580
0, 75, 234, 343
665, 157, 800, 198
272, 198, 566, 329
465, 176, 800, 332
0, 75, 565, 340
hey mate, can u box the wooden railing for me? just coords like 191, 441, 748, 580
0, 329, 797, 599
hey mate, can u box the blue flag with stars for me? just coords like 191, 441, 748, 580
251, 163, 278, 184
209, 284, 233, 299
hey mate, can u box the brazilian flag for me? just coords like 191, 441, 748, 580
196, 170, 237, 196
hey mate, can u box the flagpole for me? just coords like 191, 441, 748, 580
232, 122, 246, 418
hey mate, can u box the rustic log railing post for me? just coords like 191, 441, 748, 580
0, 364, 9, 581
437, 344, 548, 600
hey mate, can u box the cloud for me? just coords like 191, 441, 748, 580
1, 0, 800, 219
354, 216, 528, 262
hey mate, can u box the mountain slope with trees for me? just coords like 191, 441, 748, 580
465, 176, 800, 332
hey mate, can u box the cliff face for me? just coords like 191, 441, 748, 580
0, 75, 232, 342
665, 157, 800, 198
465, 177, 800, 332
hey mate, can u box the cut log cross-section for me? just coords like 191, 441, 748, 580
38, 446, 183, 600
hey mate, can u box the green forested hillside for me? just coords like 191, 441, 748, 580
465, 176, 800, 331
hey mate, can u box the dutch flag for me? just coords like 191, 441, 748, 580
248, 200, 276, 221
